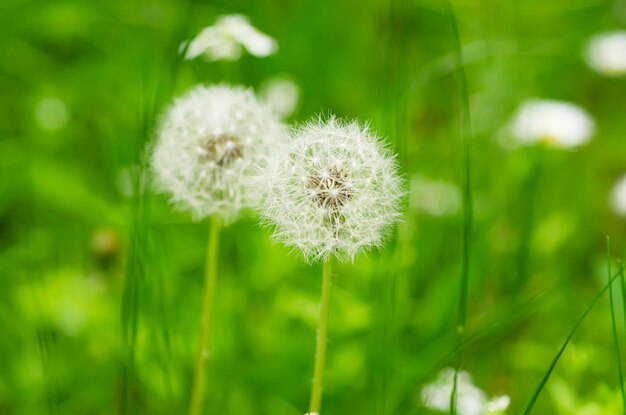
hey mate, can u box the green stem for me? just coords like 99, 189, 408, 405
189, 216, 220, 415
308, 259, 333, 414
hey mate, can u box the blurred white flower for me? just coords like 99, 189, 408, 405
35, 97, 69, 131
610, 173, 626, 216
259, 116, 404, 262
183, 14, 277, 61
510, 99, 595, 149
485, 396, 511, 414
585, 31, 626, 77
150, 84, 285, 222
259, 76, 300, 119
422, 368, 486, 415
410, 175, 461, 217
421, 368, 510, 415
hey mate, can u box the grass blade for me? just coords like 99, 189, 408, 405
521, 269, 622, 415
618, 263, 626, 362
606, 237, 625, 411
513, 148, 543, 291
440, 0, 473, 413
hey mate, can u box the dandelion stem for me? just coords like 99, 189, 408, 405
189, 216, 220, 415
308, 259, 333, 414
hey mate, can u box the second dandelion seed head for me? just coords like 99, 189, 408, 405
260, 116, 403, 262
151, 84, 286, 222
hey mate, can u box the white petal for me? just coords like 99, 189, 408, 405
203, 41, 242, 61
184, 27, 221, 59
486, 395, 511, 413
510, 99, 594, 149
239, 31, 278, 57
215, 14, 252, 31
586, 31, 626, 76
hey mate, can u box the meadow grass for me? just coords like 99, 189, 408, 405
606, 237, 625, 413
522, 267, 624, 415
2, 0, 626, 414
441, 1, 474, 413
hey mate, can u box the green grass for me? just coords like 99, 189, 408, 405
522, 267, 623, 415
2, 0, 626, 414
441, 0, 474, 414
606, 237, 625, 413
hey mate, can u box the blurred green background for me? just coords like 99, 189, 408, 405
2, 0, 626, 413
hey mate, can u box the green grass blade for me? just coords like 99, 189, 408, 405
521, 269, 622, 415
606, 237, 625, 411
618, 263, 626, 358
441, 1, 473, 414
514, 148, 543, 290
615, 256, 626, 409
119, 2, 199, 413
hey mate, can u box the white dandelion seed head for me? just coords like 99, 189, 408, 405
151, 84, 286, 222
421, 368, 510, 415
183, 14, 278, 61
510, 99, 595, 149
610, 173, 626, 216
259, 116, 404, 263
585, 31, 626, 77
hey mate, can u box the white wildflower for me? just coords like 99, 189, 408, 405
259, 76, 301, 119
510, 99, 595, 149
610, 173, 626, 216
259, 116, 403, 262
150, 84, 285, 222
421, 368, 510, 415
183, 14, 277, 61
585, 31, 626, 77
410, 175, 461, 217
485, 395, 511, 414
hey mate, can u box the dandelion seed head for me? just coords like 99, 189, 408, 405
585, 31, 626, 77
151, 84, 285, 222
259, 116, 404, 262
511, 99, 594, 149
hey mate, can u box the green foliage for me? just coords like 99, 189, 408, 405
2, 0, 626, 414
